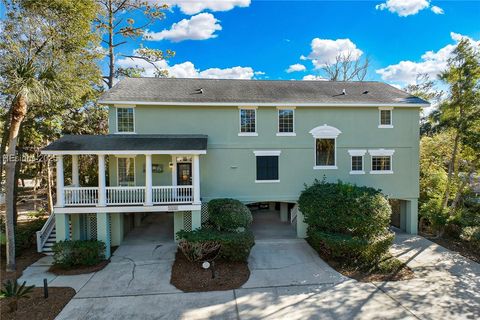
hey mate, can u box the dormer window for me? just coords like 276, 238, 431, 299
378, 107, 393, 128
116, 107, 135, 133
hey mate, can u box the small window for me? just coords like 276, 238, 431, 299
351, 156, 363, 171
277, 108, 295, 135
239, 108, 257, 134
372, 156, 391, 172
379, 108, 393, 128
118, 157, 135, 186
254, 151, 280, 183
316, 138, 335, 167
117, 107, 135, 133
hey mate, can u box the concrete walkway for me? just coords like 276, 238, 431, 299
22, 231, 480, 319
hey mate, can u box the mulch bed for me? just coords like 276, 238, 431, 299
170, 251, 250, 292
48, 260, 110, 275
1, 247, 45, 282
0, 287, 75, 320
316, 251, 414, 282
427, 236, 480, 263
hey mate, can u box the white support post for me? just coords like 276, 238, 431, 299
193, 154, 201, 205
145, 154, 153, 206
98, 154, 106, 206
56, 155, 65, 207
72, 155, 79, 186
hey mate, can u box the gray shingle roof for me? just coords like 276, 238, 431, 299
99, 78, 428, 106
43, 134, 208, 152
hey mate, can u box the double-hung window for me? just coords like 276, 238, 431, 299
117, 157, 135, 186
116, 107, 135, 133
378, 107, 393, 128
348, 150, 366, 174
310, 125, 341, 169
369, 149, 395, 174
239, 107, 257, 136
277, 108, 295, 136
254, 151, 280, 183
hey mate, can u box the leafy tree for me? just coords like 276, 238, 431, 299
95, 0, 175, 87
437, 39, 480, 213
0, 0, 102, 271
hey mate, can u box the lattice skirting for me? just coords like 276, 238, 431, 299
183, 211, 192, 231
81, 213, 111, 241
201, 203, 209, 223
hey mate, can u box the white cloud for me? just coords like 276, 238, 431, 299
116, 54, 259, 79
164, 0, 250, 15
303, 38, 363, 69
430, 5, 444, 15
376, 32, 479, 85
144, 13, 221, 42
375, 0, 444, 17
286, 64, 306, 73
302, 75, 327, 81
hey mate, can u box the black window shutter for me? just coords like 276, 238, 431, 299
256, 156, 278, 180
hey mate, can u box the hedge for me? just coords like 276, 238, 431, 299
177, 228, 255, 262
208, 198, 253, 231
53, 240, 106, 268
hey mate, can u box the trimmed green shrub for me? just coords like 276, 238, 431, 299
177, 228, 255, 262
208, 198, 253, 231
53, 240, 106, 268
299, 179, 393, 265
460, 226, 480, 246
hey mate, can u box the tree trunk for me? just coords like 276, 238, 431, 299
0, 108, 12, 191
107, 0, 114, 89
441, 131, 460, 211
5, 94, 28, 272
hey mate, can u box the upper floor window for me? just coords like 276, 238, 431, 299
117, 157, 135, 186
117, 107, 135, 133
310, 124, 341, 170
378, 107, 393, 128
277, 108, 295, 136
239, 107, 257, 136
369, 149, 394, 174
254, 151, 280, 183
348, 150, 366, 174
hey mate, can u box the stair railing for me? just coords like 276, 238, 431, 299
36, 213, 55, 252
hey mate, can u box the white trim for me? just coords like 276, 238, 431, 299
309, 124, 342, 139
115, 106, 136, 134
348, 149, 367, 156
276, 106, 296, 110
54, 204, 201, 214
255, 180, 280, 183
277, 108, 295, 135
350, 171, 365, 175
239, 108, 257, 135
238, 132, 258, 137
378, 107, 393, 127
42, 150, 207, 155
99, 100, 429, 108
253, 150, 281, 156
113, 154, 137, 158
237, 106, 258, 110
370, 170, 394, 175
368, 149, 395, 156
313, 165, 338, 170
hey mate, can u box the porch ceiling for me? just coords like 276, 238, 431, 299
41, 134, 208, 155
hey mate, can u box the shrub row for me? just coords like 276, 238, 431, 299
177, 228, 254, 262
53, 240, 106, 268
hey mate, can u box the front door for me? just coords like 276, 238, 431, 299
177, 163, 192, 185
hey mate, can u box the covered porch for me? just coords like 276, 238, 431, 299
38, 134, 207, 256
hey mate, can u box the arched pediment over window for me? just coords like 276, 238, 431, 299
309, 124, 342, 138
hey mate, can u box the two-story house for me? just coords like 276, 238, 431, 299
37, 78, 428, 257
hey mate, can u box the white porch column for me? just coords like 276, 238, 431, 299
192, 154, 201, 205
145, 154, 153, 206
98, 154, 106, 206
56, 155, 65, 207
71, 155, 79, 186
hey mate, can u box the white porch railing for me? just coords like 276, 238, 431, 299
153, 186, 193, 204
64, 187, 99, 206
36, 213, 55, 252
106, 186, 146, 205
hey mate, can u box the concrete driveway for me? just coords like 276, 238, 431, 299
55, 233, 480, 320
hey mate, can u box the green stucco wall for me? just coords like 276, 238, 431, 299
108, 105, 420, 203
